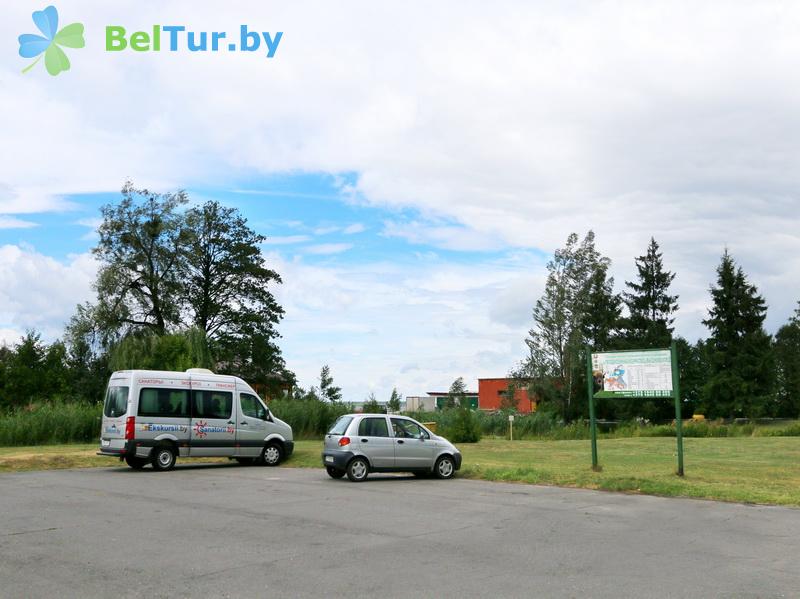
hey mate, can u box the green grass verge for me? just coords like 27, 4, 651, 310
2, 438, 798, 507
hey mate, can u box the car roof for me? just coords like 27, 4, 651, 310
344, 413, 411, 418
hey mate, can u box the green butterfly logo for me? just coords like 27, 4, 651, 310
18, 6, 85, 76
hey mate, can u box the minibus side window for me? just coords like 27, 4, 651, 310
138, 388, 190, 418
192, 391, 233, 420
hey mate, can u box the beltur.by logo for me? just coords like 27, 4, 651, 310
106, 25, 283, 58
18, 5, 85, 76
16, 7, 284, 76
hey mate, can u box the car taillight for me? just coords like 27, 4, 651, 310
125, 416, 135, 440
338, 436, 350, 447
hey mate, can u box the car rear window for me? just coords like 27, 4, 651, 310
103, 386, 129, 418
328, 416, 353, 436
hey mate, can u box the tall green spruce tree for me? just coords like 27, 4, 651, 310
702, 250, 774, 418
621, 238, 679, 348
773, 302, 800, 417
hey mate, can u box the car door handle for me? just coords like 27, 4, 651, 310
397, 440, 404, 444
361, 439, 369, 443
240, 422, 247, 425
227, 421, 234, 425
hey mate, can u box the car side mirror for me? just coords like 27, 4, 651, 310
419, 433, 425, 440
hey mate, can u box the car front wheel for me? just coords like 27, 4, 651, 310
434, 455, 455, 479
347, 457, 369, 482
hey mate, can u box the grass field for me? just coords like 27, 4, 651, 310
2, 437, 798, 507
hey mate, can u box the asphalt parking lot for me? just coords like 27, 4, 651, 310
1, 464, 798, 598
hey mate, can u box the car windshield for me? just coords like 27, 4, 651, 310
328, 416, 353, 436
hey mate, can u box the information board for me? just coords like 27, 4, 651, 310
591, 349, 673, 398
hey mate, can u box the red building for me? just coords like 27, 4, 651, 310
478, 378, 535, 413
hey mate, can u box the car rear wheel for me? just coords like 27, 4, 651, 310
346, 457, 369, 482
326, 466, 345, 479
151, 445, 176, 471
125, 455, 148, 470
261, 443, 283, 467
434, 455, 455, 479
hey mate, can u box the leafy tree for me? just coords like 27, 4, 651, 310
319, 365, 342, 403
620, 238, 679, 348
773, 302, 800, 417
524, 231, 611, 420
108, 328, 214, 372
217, 332, 293, 399
40, 341, 71, 399
387, 387, 402, 412
290, 385, 320, 402
0, 331, 76, 409
64, 302, 109, 402
362, 391, 383, 413
71, 182, 292, 392
6, 331, 45, 407
183, 200, 284, 343
702, 250, 774, 418
93, 181, 189, 336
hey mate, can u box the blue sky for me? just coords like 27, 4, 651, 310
2, 1, 799, 400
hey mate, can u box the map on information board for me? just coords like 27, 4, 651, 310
591, 349, 673, 398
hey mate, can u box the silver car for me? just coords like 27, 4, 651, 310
321, 414, 462, 482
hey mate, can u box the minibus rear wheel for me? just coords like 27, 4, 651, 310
151, 444, 177, 471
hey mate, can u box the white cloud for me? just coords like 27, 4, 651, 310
382, 220, 507, 252
343, 223, 366, 234
0, 216, 37, 229
0, 246, 97, 339
313, 225, 340, 235
266, 250, 539, 400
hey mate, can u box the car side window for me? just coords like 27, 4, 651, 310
392, 418, 428, 439
358, 417, 389, 437
240, 393, 267, 420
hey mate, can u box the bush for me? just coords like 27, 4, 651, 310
0, 400, 102, 446
757, 422, 800, 437
440, 407, 481, 443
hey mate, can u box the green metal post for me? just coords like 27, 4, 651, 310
586, 345, 599, 470
671, 341, 684, 476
